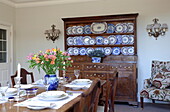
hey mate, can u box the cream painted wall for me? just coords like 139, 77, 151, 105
13, 0, 170, 102
0, 3, 15, 74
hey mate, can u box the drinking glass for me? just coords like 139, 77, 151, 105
43, 77, 50, 92
74, 70, 80, 79
0, 81, 10, 101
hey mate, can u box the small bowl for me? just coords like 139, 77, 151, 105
25, 88, 38, 96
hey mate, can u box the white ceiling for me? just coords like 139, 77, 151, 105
1, 0, 101, 8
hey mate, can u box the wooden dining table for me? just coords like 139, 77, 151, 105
0, 79, 106, 112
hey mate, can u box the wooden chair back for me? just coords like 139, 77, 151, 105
80, 78, 101, 112
104, 71, 118, 112
11, 68, 34, 86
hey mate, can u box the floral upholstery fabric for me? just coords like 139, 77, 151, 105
140, 60, 170, 102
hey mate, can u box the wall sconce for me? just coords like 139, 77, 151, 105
146, 18, 168, 40
44, 24, 60, 43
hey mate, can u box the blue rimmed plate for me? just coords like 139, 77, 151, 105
84, 25, 92, 34
86, 48, 94, 55
106, 23, 115, 33
88, 38, 96, 45
103, 38, 110, 45
66, 27, 72, 35
112, 47, 121, 55
76, 36, 83, 45
91, 22, 107, 34
108, 35, 117, 45
123, 23, 128, 33
73, 47, 79, 55
122, 35, 129, 45
121, 47, 128, 55
67, 47, 74, 55
96, 36, 104, 45
67, 37, 74, 46
83, 36, 91, 45
76, 26, 84, 34
127, 23, 134, 33
115, 23, 124, 33
129, 35, 134, 45
104, 47, 112, 55
127, 47, 134, 55
72, 26, 77, 35
73, 36, 78, 45
115, 35, 122, 45
79, 47, 86, 55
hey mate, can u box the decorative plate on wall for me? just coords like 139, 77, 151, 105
84, 25, 92, 34
108, 35, 117, 45
83, 36, 91, 45
91, 22, 107, 34
129, 35, 134, 45
67, 37, 74, 46
76, 26, 84, 34
79, 47, 86, 55
66, 27, 72, 35
104, 47, 112, 55
96, 36, 104, 45
106, 23, 115, 33
112, 47, 121, 55
103, 38, 110, 45
127, 23, 134, 33
115, 23, 124, 33
122, 35, 129, 45
88, 38, 96, 45
86, 47, 94, 55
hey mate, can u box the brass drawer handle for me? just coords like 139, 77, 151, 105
94, 65, 96, 68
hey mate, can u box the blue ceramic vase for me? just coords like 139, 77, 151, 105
92, 57, 101, 63
44, 74, 59, 91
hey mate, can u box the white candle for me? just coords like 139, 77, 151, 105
17, 63, 21, 77
63, 62, 66, 69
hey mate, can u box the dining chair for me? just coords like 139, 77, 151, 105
11, 68, 34, 86
80, 78, 101, 112
104, 70, 118, 112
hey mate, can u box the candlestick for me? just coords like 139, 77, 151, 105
17, 63, 21, 78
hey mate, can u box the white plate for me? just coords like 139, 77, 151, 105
37, 91, 68, 101
83, 36, 91, 45
6, 88, 17, 96
15, 84, 34, 89
91, 22, 107, 34
108, 35, 117, 45
127, 23, 134, 33
122, 35, 129, 45
104, 47, 112, 55
72, 79, 92, 85
115, 23, 124, 33
121, 47, 128, 55
127, 47, 134, 55
27, 105, 47, 110
76, 26, 84, 34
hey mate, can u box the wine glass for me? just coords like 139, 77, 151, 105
0, 81, 10, 101
43, 77, 50, 92
74, 70, 80, 79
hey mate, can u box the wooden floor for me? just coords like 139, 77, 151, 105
97, 103, 170, 112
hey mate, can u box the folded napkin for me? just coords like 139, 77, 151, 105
64, 83, 91, 90
14, 84, 34, 89
32, 79, 44, 85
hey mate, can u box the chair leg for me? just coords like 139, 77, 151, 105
152, 99, 155, 103
140, 97, 144, 109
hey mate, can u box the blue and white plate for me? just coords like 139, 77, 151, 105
122, 35, 129, 45
127, 47, 134, 55
79, 47, 86, 55
103, 38, 110, 45
67, 47, 74, 55
88, 38, 96, 45
72, 26, 77, 34
84, 25, 92, 34
95, 47, 104, 52
121, 47, 128, 55
115, 23, 124, 33
73, 36, 78, 45
104, 47, 112, 55
91, 22, 107, 34
106, 23, 115, 33
86, 48, 94, 55
127, 23, 134, 33
108, 35, 117, 45
115, 35, 122, 45
83, 36, 91, 45
129, 35, 134, 45
123, 23, 128, 33
76, 26, 84, 34
112, 47, 121, 55
67, 37, 74, 46
73, 47, 79, 55
76, 36, 83, 45
96, 36, 104, 45
66, 27, 72, 35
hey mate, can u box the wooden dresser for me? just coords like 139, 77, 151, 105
61, 13, 138, 104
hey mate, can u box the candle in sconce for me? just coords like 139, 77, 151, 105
17, 63, 21, 78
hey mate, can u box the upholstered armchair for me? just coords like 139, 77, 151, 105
140, 60, 170, 108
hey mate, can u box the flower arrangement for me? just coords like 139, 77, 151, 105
26, 48, 73, 74
87, 50, 105, 58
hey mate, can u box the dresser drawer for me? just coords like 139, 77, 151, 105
83, 64, 107, 71
82, 72, 107, 80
